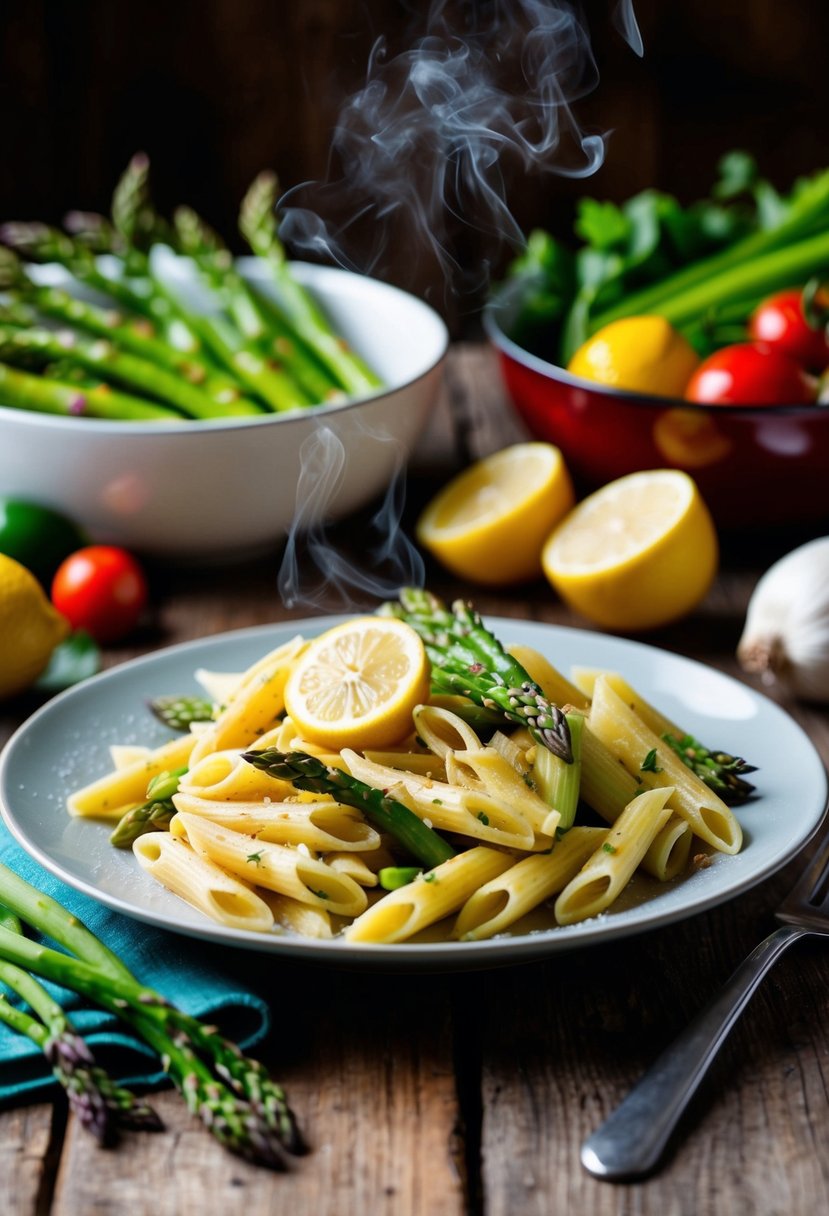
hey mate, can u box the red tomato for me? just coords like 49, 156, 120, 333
685, 343, 816, 407
51, 546, 148, 644
749, 289, 829, 370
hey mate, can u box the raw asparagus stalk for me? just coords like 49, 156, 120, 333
174, 206, 334, 404
239, 172, 382, 394
110, 767, 186, 848
242, 749, 455, 867
381, 589, 573, 763
0, 324, 261, 420
0, 360, 179, 421
0, 863, 302, 1167
0, 904, 161, 1142
0, 259, 258, 411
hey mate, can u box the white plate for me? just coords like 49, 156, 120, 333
1, 617, 826, 970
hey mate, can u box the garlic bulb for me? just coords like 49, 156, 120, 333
737, 536, 829, 701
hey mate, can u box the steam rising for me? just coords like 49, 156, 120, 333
278, 1, 642, 612
280, 0, 613, 291
278, 426, 424, 611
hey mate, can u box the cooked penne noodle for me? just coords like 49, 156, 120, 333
554, 787, 675, 925
644, 814, 693, 881
109, 745, 152, 770
171, 811, 367, 916
193, 667, 243, 707
259, 891, 334, 938
180, 750, 295, 802
445, 747, 560, 836
571, 667, 681, 739
344, 847, 513, 943
325, 852, 381, 887
68, 732, 198, 820
588, 676, 742, 854
172, 792, 380, 851
132, 832, 274, 932
411, 705, 484, 760
580, 722, 694, 881
454, 826, 607, 940
507, 644, 591, 711
342, 749, 539, 851
363, 749, 446, 779
189, 636, 305, 765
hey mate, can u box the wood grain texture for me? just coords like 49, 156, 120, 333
1, 345, 829, 1215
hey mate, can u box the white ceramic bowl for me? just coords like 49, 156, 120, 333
0, 259, 448, 557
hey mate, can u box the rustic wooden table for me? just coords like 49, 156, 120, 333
2, 345, 828, 1216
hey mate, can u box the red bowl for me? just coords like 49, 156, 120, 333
484, 292, 829, 528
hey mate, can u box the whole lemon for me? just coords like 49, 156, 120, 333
568, 316, 700, 397
0, 553, 70, 698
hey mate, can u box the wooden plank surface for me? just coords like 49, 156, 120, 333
2, 344, 829, 1215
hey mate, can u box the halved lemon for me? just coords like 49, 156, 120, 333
541, 470, 718, 632
416, 443, 575, 585
284, 617, 430, 750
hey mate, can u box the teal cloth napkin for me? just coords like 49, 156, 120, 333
0, 822, 271, 1105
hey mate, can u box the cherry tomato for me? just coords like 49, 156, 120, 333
0, 499, 87, 586
749, 289, 829, 370
51, 546, 148, 644
685, 343, 816, 407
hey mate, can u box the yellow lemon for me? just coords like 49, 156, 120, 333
416, 443, 575, 585
568, 316, 700, 397
0, 554, 70, 698
541, 470, 718, 632
284, 616, 430, 750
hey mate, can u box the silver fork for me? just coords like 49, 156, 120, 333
581, 817, 829, 1181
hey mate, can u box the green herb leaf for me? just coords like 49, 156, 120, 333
602, 842, 618, 854
476, 811, 490, 826
246, 850, 264, 866
35, 630, 100, 692
640, 748, 663, 774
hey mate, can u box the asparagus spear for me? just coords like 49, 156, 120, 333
242, 749, 455, 867
0, 246, 259, 410
0, 360, 180, 421
0, 862, 303, 1167
0, 324, 262, 420
110, 768, 186, 848
149, 694, 215, 731
381, 589, 573, 764
0, 905, 161, 1143
174, 206, 332, 405
660, 732, 756, 804
239, 172, 382, 395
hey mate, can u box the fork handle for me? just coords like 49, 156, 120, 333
581, 923, 806, 1180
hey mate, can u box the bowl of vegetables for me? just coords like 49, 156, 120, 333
0, 161, 448, 557
485, 154, 829, 527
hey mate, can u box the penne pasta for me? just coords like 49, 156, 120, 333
454, 826, 607, 940
172, 792, 380, 852
444, 747, 560, 837
507, 644, 591, 711
344, 847, 513, 943
133, 832, 274, 932
554, 787, 675, 925
342, 749, 540, 851
411, 704, 485, 760
588, 676, 742, 854
180, 750, 296, 802
108, 745, 152, 770
189, 636, 305, 765
259, 891, 334, 939
68, 732, 197, 820
171, 811, 368, 917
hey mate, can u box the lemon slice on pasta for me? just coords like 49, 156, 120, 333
284, 617, 430, 750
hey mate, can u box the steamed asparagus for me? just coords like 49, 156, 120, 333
381, 589, 574, 763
